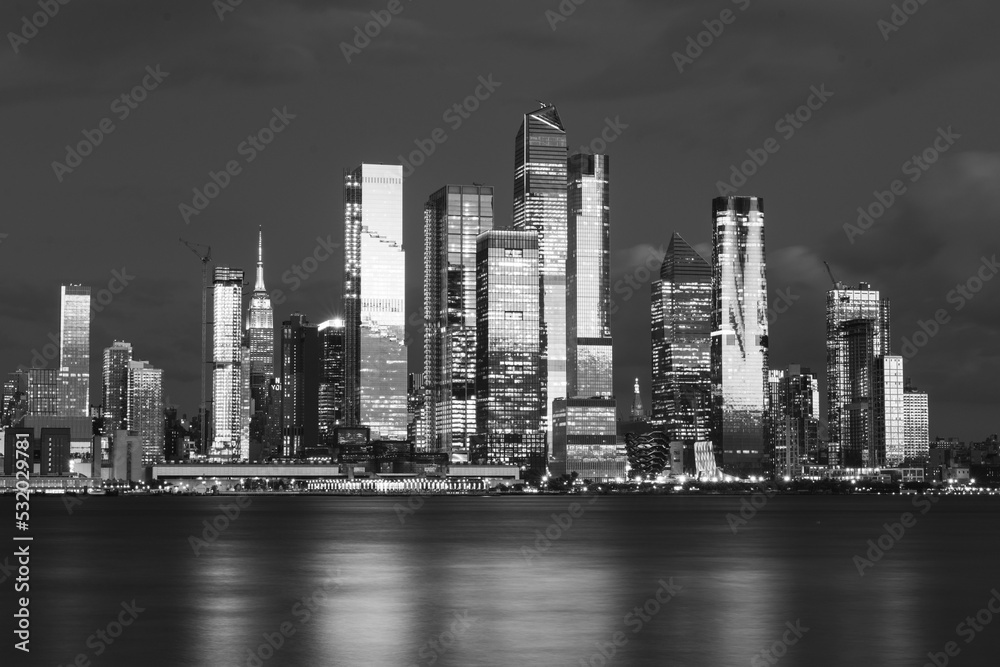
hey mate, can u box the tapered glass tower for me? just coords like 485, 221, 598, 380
59, 284, 91, 416
710, 196, 768, 477
651, 232, 711, 442
212, 267, 244, 459
514, 105, 568, 443
344, 164, 407, 441
424, 185, 494, 459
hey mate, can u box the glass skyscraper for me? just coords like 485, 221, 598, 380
281, 314, 320, 457
475, 229, 545, 472
27, 368, 58, 417
766, 364, 820, 478
826, 282, 892, 467
59, 284, 91, 416
102, 341, 132, 436
212, 267, 244, 460
127, 359, 163, 466
514, 105, 568, 443
710, 196, 768, 477
903, 381, 929, 464
344, 164, 407, 441
248, 228, 274, 447
318, 318, 346, 445
651, 232, 712, 442
423, 185, 494, 459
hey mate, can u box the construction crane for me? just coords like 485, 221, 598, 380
179, 238, 212, 456
823, 261, 844, 290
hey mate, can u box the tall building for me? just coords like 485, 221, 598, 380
247, 228, 275, 447
281, 314, 320, 458
212, 267, 244, 460
826, 281, 893, 468
423, 184, 494, 459
710, 196, 768, 477
766, 365, 820, 478
318, 318, 346, 445
2, 371, 28, 427
903, 381, 930, 464
874, 355, 905, 468
407, 372, 427, 448
127, 359, 163, 465
651, 232, 712, 441
59, 284, 91, 416
102, 341, 132, 435
343, 163, 407, 440
513, 104, 568, 444
475, 229, 545, 473
631, 378, 644, 421
27, 368, 58, 417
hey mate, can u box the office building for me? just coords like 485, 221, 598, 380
513, 104, 568, 444
27, 368, 58, 417
102, 341, 132, 435
281, 314, 320, 458
3, 371, 28, 427
127, 359, 163, 465
475, 229, 545, 472
710, 196, 768, 477
319, 319, 346, 445
766, 365, 820, 478
212, 267, 244, 460
248, 229, 275, 447
343, 163, 407, 440
59, 284, 91, 416
423, 184, 494, 458
903, 381, 930, 464
651, 232, 712, 441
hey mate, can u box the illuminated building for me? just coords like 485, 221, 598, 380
212, 267, 244, 460
102, 341, 132, 436
281, 314, 320, 458
319, 319, 346, 444
514, 104, 568, 444
127, 359, 163, 465
475, 229, 545, 473
424, 185, 494, 459
903, 381, 929, 464
59, 284, 91, 416
343, 163, 407, 440
710, 196, 768, 477
651, 232, 711, 441
27, 368, 58, 417
248, 228, 275, 447
766, 365, 820, 478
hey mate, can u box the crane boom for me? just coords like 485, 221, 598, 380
179, 238, 212, 456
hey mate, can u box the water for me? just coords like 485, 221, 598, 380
3, 494, 999, 666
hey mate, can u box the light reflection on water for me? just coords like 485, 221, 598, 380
14, 495, 1000, 666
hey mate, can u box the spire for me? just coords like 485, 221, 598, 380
631, 377, 644, 420
254, 226, 266, 292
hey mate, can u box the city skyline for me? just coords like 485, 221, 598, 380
1, 2, 998, 442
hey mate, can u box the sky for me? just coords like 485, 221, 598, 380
1, 0, 998, 441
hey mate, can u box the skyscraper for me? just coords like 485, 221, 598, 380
344, 163, 407, 441
903, 381, 929, 464
318, 318, 346, 445
59, 284, 91, 416
423, 184, 494, 459
651, 232, 711, 442
247, 228, 275, 447
27, 368, 58, 417
127, 359, 163, 465
826, 282, 893, 468
476, 229, 545, 472
514, 104, 568, 443
212, 267, 244, 460
558, 153, 619, 479
281, 313, 320, 458
710, 196, 768, 477
766, 364, 820, 478
3, 371, 28, 428
102, 341, 132, 436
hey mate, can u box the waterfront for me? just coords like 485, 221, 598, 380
3, 495, 999, 666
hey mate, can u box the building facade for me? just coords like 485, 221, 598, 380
651, 232, 712, 442
281, 314, 320, 458
766, 364, 820, 478
248, 229, 275, 448
212, 267, 244, 460
424, 185, 494, 459
475, 229, 545, 473
102, 341, 132, 436
127, 359, 164, 465
318, 318, 346, 445
710, 196, 768, 477
59, 284, 91, 416
344, 163, 407, 440
903, 381, 930, 464
513, 105, 568, 445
